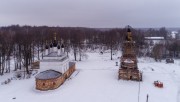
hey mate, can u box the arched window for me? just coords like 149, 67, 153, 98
53, 82, 56, 85
42, 83, 45, 86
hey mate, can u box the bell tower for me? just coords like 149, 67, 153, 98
52, 32, 58, 52
118, 26, 142, 81
127, 26, 132, 41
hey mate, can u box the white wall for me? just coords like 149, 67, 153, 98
40, 58, 69, 74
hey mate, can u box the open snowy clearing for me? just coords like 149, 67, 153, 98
0, 52, 180, 102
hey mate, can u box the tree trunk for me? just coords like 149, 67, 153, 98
25, 57, 29, 74
38, 44, 40, 60
111, 44, 113, 60
74, 51, 77, 61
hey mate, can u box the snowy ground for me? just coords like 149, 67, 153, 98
0, 52, 180, 102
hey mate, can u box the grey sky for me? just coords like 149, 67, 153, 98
0, 0, 180, 28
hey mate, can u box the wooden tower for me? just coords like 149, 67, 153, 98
118, 26, 142, 81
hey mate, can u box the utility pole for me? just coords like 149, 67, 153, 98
146, 94, 149, 102
138, 77, 141, 102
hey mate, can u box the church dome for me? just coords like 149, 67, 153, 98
50, 43, 53, 48
126, 25, 132, 32
53, 40, 57, 47
45, 45, 49, 49
127, 28, 131, 32
52, 32, 58, 47
61, 44, 64, 48
57, 45, 60, 49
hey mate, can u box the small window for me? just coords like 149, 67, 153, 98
53, 82, 56, 85
42, 83, 45, 86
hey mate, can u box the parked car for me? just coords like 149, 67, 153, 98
166, 58, 174, 63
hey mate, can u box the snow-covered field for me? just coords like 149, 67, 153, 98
0, 52, 180, 102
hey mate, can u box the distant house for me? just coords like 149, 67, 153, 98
170, 31, 178, 39
145, 37, 165, 46
144, 37, 166, 58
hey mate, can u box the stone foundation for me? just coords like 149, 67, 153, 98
118, 69, 142, 81
36, 76, 65, 91
63, 64, 76, 79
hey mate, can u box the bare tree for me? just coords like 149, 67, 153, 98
152, 44, 164, 61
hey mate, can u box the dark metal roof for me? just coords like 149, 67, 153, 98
127, 28, 131, 32
57, 45, 60, 49
50, 43, 53, 48
35, 70, 62, 80
45, 45, 49, 49
61, 44, 64, 48
127, 25, 131, 32
53, 40, 57, 47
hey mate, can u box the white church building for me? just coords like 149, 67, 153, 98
40, 34, 70, 74
35, 33, 76, 91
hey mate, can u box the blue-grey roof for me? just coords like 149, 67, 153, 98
35, 70, 62, 80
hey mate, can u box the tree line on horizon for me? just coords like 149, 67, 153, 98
0, 25, 179, 76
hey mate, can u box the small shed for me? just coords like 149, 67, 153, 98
31, 61, 40, 69
35, 70, 65, 91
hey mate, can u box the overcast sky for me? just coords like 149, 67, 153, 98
0, 0, 180, 28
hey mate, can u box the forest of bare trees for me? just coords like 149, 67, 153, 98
0, 25, 179, 76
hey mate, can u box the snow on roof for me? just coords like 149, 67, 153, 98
145, 37, 164, 40
35, 70, 62, 80
44, 52, 64, 57
171, 31, 178, 34
124, 59, 134, 63
41, 56, 68, 62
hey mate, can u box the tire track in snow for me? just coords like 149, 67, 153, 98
168, 71, 180, 102
171, 73, 180, 102
151, 63, 180, 102
146, 63, 180, 102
